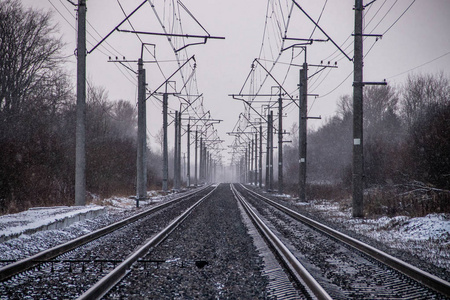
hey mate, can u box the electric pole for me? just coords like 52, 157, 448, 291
254, 133, 258, 185
199, 136, 203, 183
251, 139, 254, 185
177, 111, 182, 188
265, 116, 270, 191
259, 124, 263, 188
195, 130, 198, 186
299, 63, 308, 202
269, 111, 274, 191
75, 0, 86, 206
278, 94, 283, 194
187, 123, 191, 187
136, 58, 147, 206
353, 0, 364, 218
162, 93, 168, 192
174, 111, 179, 190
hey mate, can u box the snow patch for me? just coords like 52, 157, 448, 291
296, 199, 450, 270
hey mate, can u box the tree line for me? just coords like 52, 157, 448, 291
283, 72, 450, 216
0, 0, 162, 214
1, 0, 448, 216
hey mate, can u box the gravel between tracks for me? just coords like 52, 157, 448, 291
244, 185, 450, 283
0, 189, 209, 299
107, 183, 269, 299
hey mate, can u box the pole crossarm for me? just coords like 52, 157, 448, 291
227, 131, 254, 135
230, 96, 268, 122
146, 56, 196, 100
291, 0, 352, 61
253, 59, 298, 106
117, 29, 225, 41
353, 81, 387, 86
308, 65, 338, 79
88, 0, 147, 54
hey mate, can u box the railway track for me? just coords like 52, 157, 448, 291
1, 183, 448, 299
235, 183, 450, 299
99, 183, 269, 299
77, 185, 218, 299
0, 185, 214, 298
231, 183, 331, 300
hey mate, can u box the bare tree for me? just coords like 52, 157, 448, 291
401, 72, 450, 129
155, 126, 164, 154
0, 0, 64, 122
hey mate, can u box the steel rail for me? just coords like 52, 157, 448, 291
77, 184, 218, 300
231, 184, 332, 300
0, 185, 211, 282
239, 184, 450, 297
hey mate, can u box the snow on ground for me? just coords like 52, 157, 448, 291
0, 205, 105, 241
0, 189, 448, 275
295, 199, 450, 271
0, 190, 175, 261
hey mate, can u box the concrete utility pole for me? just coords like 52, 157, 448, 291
299, 64, 308, 202
353, 0, 364, 218
177, 111, 182, 187
187, 123, 191, 187
199, 136, 203, 183
174, 111, 179, 190
265, 116, 270, 191
195, 130, 198, 186
254, 133, 258, 185
203, 146, 207, 182
162, 93, 168, 192
278, 95, 283, 194
75, 0, 86, 206
245, 146, 248, 183
259, 124, 263, 188
136, 58, 147, 206
250, 140, 254, 185
269, 111, 274, 191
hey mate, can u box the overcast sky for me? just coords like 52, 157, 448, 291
21, 0, 450, 164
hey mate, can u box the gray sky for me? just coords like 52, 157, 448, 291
21, 0, 450, 164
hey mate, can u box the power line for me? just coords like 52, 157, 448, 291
317, 70, 353, 99
367, 0, 399, 34
48, 0, 76, 31
382, 0, 416, 35
309, 0, 328, 39
387, 50, 450, 79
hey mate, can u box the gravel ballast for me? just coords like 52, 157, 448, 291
108, 183, 268, 299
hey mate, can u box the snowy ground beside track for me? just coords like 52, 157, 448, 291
0, 189, 448, 274
293, 198, 450, 271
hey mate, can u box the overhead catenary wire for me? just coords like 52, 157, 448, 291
387, 50, 450, 79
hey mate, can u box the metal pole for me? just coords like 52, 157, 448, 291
251, 139, 254, 185
187, 123, 191, 187
259, 124, 263, 188
269, 111, 274, 191
199, 136, 203, 183
177, 111, 182, 188
254, 133, 258, 186
299, 64, 307, 201
278, 95, 283, 194
245, 146, 248, 184
266, 117, 270, 191
162, 93, 168, 191
75, 0, 86, 206
174, 111, 179, 190
136, 58, 147, 206
207, 152, 211, 182
353, 0, 364, 217
195, 131, 198, 186
203, 146, 208, 182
